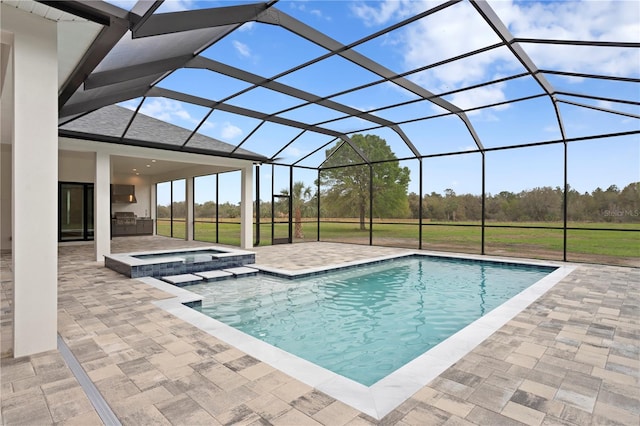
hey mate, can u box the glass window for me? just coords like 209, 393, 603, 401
156, 181, 171, 237
567, 135, 639, 266
217, 171, 242, 246
194, 175, 218, 243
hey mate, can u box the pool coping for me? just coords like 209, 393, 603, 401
144, 251, 577, 420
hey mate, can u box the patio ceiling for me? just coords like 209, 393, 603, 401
38, 0, 640, 168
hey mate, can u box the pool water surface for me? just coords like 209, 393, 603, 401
185, 256, 555, 386
132, 249, 224, 262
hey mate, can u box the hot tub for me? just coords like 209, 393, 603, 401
104, 246, 256, 278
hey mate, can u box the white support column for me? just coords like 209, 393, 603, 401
150, 182, 157, 235
186, 177, 194, 241
94, 152, 111, 261
5, 7, 58, 357
240, 164, 254, 249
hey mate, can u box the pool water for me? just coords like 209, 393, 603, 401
132, 249, 224, 263
187, 256, 554, 386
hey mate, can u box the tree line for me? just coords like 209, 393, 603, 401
158, 182, 639, 224
158, 134, 638, 225
409, 183, 639, 223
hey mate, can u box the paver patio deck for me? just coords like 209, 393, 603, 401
1, 236, 638, 425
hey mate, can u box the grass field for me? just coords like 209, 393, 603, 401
155, 218, 639, 266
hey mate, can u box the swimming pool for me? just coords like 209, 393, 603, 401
149, 252, 574, 419
186, 255, 554, 386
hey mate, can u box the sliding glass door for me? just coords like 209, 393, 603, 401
59, 182, 94, 241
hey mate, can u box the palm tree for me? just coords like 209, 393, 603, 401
287, 181, 312, 239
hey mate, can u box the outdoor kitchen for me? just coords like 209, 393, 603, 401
111, 184, 153, 236
111, 212, 153, 236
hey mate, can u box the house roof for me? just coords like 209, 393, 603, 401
60, 104, 268, 162
33, 0, 640, 168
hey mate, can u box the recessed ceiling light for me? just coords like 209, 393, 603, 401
151, 159, 156, 163
146, 164, 151, 167
136, 173, 139, 175
132, 168, 137, 171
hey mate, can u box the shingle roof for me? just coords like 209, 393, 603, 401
60, 105, 267, 162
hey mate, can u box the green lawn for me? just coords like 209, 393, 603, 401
155, 219, 639, 265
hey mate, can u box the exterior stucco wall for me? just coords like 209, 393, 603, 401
59, 150, 95, 182
2, 4, 59, 357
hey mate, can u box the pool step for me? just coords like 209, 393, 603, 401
224, 266, 259, 277
194, 270, 234, 282
161, 274, 204, 287
162, 267, 260, 286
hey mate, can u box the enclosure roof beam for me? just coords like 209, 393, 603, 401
269, 130, 306, 161
391, 126, 422, 159
229, 121, 266, 154
472, 0, 556, 97
84, 54, 195, 90
187, 56, 402, 131
256, 7, 488, 152
129, 0, 164, 33
339, 135, 371, 165
311, 72, 532, 132
131, 2, 273, 38
119, 96, 146, 140
318, 139, 370, 168
538, 70, 640, 84
555, 91, 640, 107
513, 38, 640, 48
256, 9, 463, 116
472, 0, 565, 147
557, 99, 640, 120
39, 1, 131, 109
292, 137, 338, 167
148, 87, 347, 139
60, 84, 152, 118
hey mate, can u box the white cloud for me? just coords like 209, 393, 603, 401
596, 100, 614, 110
284, 146, 306, 159
447, 84, 509, 116
238, 22, 255, 32
232, 40, 251, 58
199, 121, 214, 130
489, 0, 640, 77
104, 0, 136, 10
156, 0, 194, 13
119, 99, 140, 111
289, 1, 332, 21
401, 3, 510, 88
352, 1, 513, 118
350, 0, 413, 26
220, 122, 243, 139
310, 9, 330, 20
139, 98, 199, 125
351, 0, 639, 120
108, 0, 193, 12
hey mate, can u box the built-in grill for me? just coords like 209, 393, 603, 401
114, 211, 136, 225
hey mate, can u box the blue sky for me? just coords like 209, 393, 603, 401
109, 0, 639, 205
